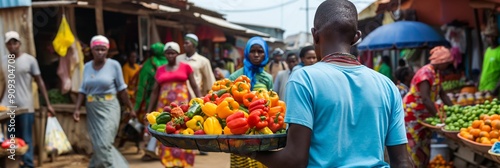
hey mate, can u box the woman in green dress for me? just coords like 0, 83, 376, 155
228, 36, 272, 168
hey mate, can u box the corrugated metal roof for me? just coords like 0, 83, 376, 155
0, 0, 31, 9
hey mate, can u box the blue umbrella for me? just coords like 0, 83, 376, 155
357, 21, 450, 51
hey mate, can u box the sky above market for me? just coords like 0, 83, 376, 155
189, 0, 376, 37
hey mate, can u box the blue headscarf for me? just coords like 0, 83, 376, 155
243, 37, 269, 90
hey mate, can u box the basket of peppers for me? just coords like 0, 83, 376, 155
146, 76, 287, 153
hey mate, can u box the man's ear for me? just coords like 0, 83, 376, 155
351, 30, 362, 45
311, 28, 319, 44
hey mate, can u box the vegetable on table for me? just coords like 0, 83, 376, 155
203, 116, 223, 135
155, 112, 171, 124
182, 128, 195, 135
186, 101, 203, 118
189, 98, 204, 106
242, 92, 258, 107
248, 99, 267, 113
203, 93, 219, 103
216, 93, 232, 105
216, 97, 240, 119
234, 75, 251, 84
186, 115, 204, 131
268, 106, 284, 118
224, 126, 233, 135
258, 127, 274, 135
170, 107, 185, 119
166, 121, 177, 134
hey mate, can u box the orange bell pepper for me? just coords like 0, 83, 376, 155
268, 106, 284, 117
278, 100, 286, 114
242, 92, 258, 107
234, 75, 251, 84
220, 79, 233, 88
268, 90, 279, 107
230, 82, 250, 104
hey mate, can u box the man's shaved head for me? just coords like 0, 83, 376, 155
311, 0, 361, 58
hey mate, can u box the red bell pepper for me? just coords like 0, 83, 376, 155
248, 99, 268, 112
194, 130, 206, 135
166, 121, 177, 134
248, 109, 268, 130
226, 112, 250, 135
203, 93, 219, 103
268, 112, 284, 133
216, 93, 232, 105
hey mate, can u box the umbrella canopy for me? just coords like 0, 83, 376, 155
357, 21, 450, 51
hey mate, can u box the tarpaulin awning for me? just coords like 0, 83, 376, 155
196, 13, 270, 37
358, 21, 450, 51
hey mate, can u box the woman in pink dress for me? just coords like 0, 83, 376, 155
146, 42, 202, 167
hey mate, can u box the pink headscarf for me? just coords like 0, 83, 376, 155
429, 46, 453, 65
90, 35, 109, 48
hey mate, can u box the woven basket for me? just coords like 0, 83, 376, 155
0, 145, 29, 157
488, 150, 500, 163
458, 133, 491, 154
418, 121, 443, 132
148, 125, 286, 153
441, 128, 460, 142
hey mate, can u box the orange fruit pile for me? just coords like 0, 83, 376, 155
459, 114, 500, 145
428, 154, 453, 168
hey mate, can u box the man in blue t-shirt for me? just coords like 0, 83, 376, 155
239, 1, 414, 167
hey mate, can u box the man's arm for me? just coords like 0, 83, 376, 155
250, 124, 311, 168
387, 144, 414, 168
34, 75, 55, 115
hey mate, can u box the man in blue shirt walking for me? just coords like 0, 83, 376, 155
238, 0, 414, 167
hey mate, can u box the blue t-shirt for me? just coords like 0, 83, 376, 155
284, 62, 407, 168
79, 59, 127, 95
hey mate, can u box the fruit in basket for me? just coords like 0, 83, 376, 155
180, 104, 189, 112
248, 109, 269, 130
186, 115, 204, 131
428, 154, 453, 168
204, 116, 223, 135
234, 75, 250, 84
156, 113, 171, 125
425, 117, 442, 126
181, 128, 195, 135
460, 114, 500, 145
186, 100, 203, 118
226, 112, 250, 135
147, 112, 161, 124
242, 92, 258, 107
268, 112, 285, 133
203, 93, 218, 103
216, 97, 240, 119
201, 102, 217, 117
170, 107, 185, 119
231, 82, 251, 103
166, 121, 177, 134
259, 127, 273, 134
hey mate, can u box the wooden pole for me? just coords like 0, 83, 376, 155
95, 0, 104, 35
474, 9, 484, 70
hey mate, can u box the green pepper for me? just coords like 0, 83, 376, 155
239, 106, 249, 113
151, 124, 159, 130
186, 102, 202, 118
156, 113, 171, 124
155, 124, 166, 132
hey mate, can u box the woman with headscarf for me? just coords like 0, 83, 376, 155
403, 46, 454, 168
73, 35, 135, 167
136, 42, 169, 160
146, 42, 202, 167
228, 36, 272, 168
229, 36, 272, 90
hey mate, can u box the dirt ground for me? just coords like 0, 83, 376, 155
35, 142, 230, 168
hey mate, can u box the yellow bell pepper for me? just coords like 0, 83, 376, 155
203, 116, 223, 135
186, 115, 204, 131
189, 98, 204, 106
224, 126, 233, 135
147, 113, 157, 124
258, 127, 274, 135
201, 102, 217, 117
182, 128, 194, 135
216, 97, 240, 119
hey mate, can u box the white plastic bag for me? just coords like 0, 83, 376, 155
45, 117, 72, 154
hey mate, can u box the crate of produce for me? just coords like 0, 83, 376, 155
458, 133, 492, 154
148, 125, 286, 153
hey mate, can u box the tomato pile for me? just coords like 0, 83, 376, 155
147, 75, 287, 135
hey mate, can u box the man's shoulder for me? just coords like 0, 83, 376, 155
195, 53, 210, 62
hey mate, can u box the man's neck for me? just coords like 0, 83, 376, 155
11, 52, 21, 59
492, 44, 499, 49
319, 44, 351, 59
187, 52, 196, 57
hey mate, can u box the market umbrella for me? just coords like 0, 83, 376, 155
357, 21, 450, 51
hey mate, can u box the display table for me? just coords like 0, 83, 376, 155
437, 131, 500, 167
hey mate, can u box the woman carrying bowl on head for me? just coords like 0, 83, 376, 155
146, 41, 202, 167
403, 46, 454, 168
228, 36, 272, 168
73, 35, 135, 167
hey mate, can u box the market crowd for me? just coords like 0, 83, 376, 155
5, 0, 500, 168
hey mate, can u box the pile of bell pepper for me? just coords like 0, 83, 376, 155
146, 75, 287, 135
